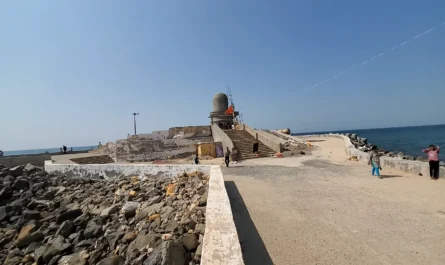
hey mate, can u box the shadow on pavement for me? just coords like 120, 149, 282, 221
225, 181, 274, 265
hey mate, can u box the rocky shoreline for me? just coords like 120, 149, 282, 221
341, 133, 444, 165
0, 164, 208, 265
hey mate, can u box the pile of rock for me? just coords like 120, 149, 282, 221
0, 164, 208, 265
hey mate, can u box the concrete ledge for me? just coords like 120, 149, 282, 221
44, 161, 244, 264
44, 160, 211, 179
201, 166, 244, 265
211, 125, 234, 152
244, 124, 283, 153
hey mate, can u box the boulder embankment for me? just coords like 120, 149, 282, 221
0, 163, 208, 265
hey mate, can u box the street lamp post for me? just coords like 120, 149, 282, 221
132, 113, 139, 135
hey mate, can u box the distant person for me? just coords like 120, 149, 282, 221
253, 140, 259, 153
423, 145, 440, 180
70, 147, 73, 152
0, 150, 3, 157
63, 145, 67, 154
225, 147, 231, 167
194, 154, 200, 165
98, 142, 102, 148
368, 146, 382, 179
60, 147, 63, 154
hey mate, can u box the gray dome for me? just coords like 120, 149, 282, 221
212, 93, 229, 112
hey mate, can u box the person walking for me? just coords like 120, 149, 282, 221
423, 145, 440, 180
368, 146, 382, 179
194, 154, 200, 165
63, 145, 67, 154
225, 147, 231, 167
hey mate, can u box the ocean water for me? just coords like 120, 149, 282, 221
292, 124, 445, 161
1, 146, 97, 157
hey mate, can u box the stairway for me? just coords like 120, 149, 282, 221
224, 130, 276, 160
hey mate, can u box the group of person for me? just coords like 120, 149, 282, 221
368, 144, 440, 180
194, 146, 241, 167
60, 145, 73, 154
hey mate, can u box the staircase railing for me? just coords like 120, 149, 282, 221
211, 125, 234, 153
242, 124, 284, 153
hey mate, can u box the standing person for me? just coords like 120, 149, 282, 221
63, 145, 67, 154
368, 146, 382, 179
194, 154, 200, 165
98, 142, 103, 148
423, 145, 440, 180
225, 147, 231, 167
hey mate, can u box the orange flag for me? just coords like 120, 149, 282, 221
225, 105, 234, 115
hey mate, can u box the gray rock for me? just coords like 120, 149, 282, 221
12, 178, 29, 190
160, 206, 175, 221
57, 209, 83, 224
136, 202, 164, 222
84, 221, 102, 239
22, 210, 41, 221
58, 250, 89, 265
41, 236, 73, 263
150, 239, 186, 265
56, 221, 74, 238
0, 206, 7, 222
24, 241, 42, 254
100, 205, 120, 218
127, 231, 161, 258
24, 163, 42, 173
0, 187, 12, 199
181, 234, 199, 251
97, 256, 125, 265
350, 134, 357, 140
147, 195, 162, 206
9, 166, 24, 177
121, 202, 139, 219
105, 232, 125, 250
164, 220, 179, 233
194, 224, 205, 234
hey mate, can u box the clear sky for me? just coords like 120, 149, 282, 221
1, 0, 445, 150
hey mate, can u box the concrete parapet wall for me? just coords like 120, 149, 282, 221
201, 166, 244, 265
244, 124, 283, 153
168, 126, 212, 139
44, 162, 244, 264
211, 125, 234, 152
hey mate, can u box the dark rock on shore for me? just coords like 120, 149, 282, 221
0, 164, 209, 265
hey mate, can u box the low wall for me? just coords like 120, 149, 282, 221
302, 134, 445, 178
168, 126, 212, 139
44, 162, 244, 264
244, 124, 283, 153
211, 125, 234, 153
201, 166, 244, 265
115, 138, 196, 162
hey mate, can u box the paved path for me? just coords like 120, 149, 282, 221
223, 138, 445, 265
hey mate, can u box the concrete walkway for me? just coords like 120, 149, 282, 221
223, 137, 445, 265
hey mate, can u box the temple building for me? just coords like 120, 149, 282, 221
209, 93, 239, 129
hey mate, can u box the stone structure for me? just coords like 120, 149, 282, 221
209, 93, 238, 129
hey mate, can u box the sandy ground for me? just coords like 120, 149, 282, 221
223, 137, 445, 265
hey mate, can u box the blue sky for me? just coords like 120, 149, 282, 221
1, 0, 444, 150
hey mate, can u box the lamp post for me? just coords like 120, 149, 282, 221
132, 113, 139, 135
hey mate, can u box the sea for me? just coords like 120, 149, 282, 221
292, 124, 445, 161
1, 146, 97, 157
